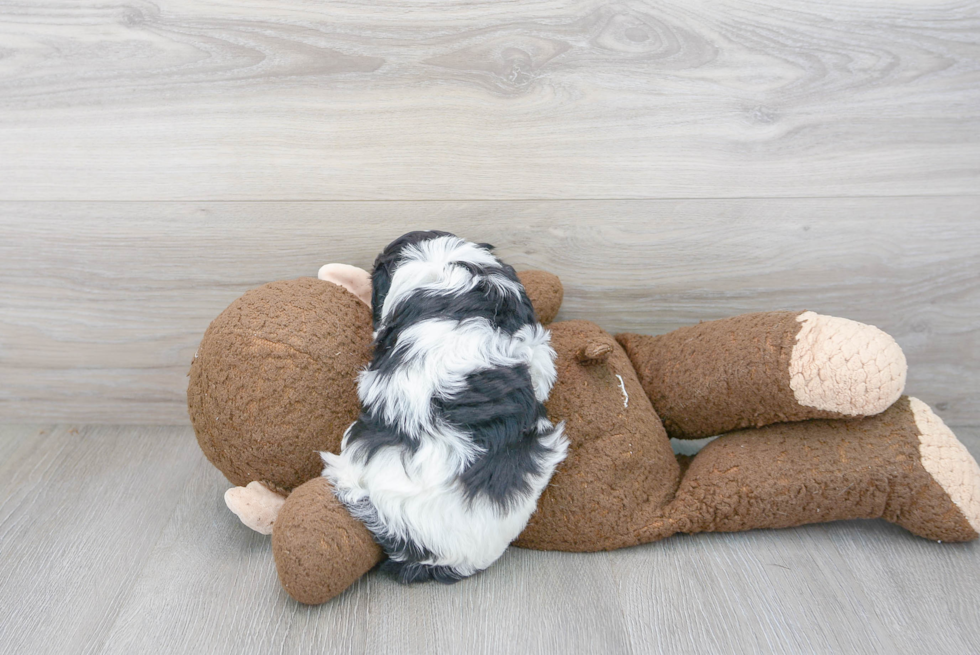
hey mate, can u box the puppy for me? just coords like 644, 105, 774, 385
322, 231, 568, 583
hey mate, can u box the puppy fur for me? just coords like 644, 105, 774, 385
322, 231, 568, 583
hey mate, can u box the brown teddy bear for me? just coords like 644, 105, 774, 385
187, 265, 980, 605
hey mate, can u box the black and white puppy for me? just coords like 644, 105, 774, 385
322, 231, 568, 583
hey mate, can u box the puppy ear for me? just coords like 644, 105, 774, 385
318, 264, 372, 307
370, 256, 394, 327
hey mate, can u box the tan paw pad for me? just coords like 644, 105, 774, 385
789, 312, 906, 416
910, 397, 980, 535
224, 481, 288, 535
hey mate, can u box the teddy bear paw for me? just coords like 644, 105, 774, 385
789, 311, 907, 416
224, 481, 287, 535
908, 397, 980, 539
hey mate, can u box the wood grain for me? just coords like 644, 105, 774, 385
1, 425, 978, 654
1, 198, 977, 425
100, 455, 633, 654
0, 0, 978, 200
610, 528, 896, 653
0, 424, 201, 655
96, 456, 375, 655
822, 427, 980, 653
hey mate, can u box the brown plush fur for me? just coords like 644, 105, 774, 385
272, 477, 384, 604
617, 312, 846, 439
516, 270, 563, 325
188, 278, 372, 491
660, 397, 977, 543
515, 321, 678, 551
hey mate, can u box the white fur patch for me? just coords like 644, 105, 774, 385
324, 419, 567, 576
357, 318, 556, 444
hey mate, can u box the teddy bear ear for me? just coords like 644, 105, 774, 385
517, 270, 563, 324
576, 339, 613, 364
318, 264, 372, 307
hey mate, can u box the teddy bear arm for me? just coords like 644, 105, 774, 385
517, 270, 563, 324
643, 397, 980, 544
272, 477, 384, 604
617, 311, 907, 440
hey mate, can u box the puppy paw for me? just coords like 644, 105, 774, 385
224, 481, 288, 535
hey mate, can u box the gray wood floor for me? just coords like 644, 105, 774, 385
1, 423, 980, 654
2, 0, 979, 652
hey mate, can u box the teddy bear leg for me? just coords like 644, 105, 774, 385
616, 311, 907, 440
645, 397, 979, 544
271, 477, 384, 604
890, 398, 980, 540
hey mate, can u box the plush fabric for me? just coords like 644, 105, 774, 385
188, 278, 372, 491
516, 270, 563, 325
272, 477, 383, 605
617, 310, 905, 439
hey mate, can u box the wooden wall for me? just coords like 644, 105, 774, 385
1, 0, 977, 425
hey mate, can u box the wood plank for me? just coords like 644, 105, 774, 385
1, 424, 978, 653
1, 198, 977, 424
0, 424, 50, 466
0, 0, 977, 200
610, 527, 896, 653
96, 456, 373, 655
822, 426, 980, 653
0, 425, 201, 655
361, 548, 630, 655
99, 451, 631, 655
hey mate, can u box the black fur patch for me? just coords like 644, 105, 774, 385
382, 560, 466, 585
437, 365, 551, 509
344, 412, 419, 463
370, 230, 453, 328
373, 280, 536, 361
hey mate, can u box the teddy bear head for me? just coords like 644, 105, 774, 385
187, 277, 373, 491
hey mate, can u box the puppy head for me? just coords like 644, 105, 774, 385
369, 230, 455, 327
